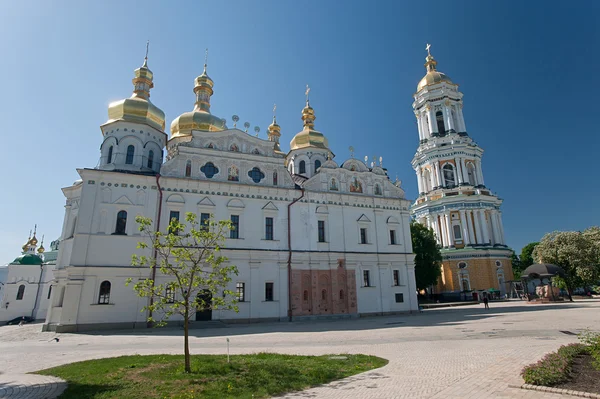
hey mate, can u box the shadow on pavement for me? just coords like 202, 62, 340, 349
69, 301, 592, 340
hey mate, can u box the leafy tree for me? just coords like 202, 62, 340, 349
128, 212, 239, 373
511, 251, 521, 279
533, 228, 600, 301
410, 222, 442, 290
520, 242, 539, 269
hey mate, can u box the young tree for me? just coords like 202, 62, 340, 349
533, 228, 600, 301
128, 212, 239, 373
511, 252, 521, 279
410, 222, 442, 291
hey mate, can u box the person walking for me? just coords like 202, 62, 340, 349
483, 296, 489, 309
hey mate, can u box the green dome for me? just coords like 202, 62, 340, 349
12, 254, 43, 265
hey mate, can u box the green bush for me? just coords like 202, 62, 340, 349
521, 343, 587, 386
579, 329, 600, 369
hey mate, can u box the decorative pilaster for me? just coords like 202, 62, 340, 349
459, 210, 470, 245
444, 213, 453, 248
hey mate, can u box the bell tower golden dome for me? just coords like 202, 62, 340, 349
170, 49, 227, 138
105, 42, 166, 131
417, 44, 454, 91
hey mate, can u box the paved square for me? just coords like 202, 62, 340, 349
1, 300, 599, 398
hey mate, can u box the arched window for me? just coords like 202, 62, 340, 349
126, 145, 135, 164
422, 169, 432, 192
16, 284, 25, 300
200, 162, 219, 178
453, 224, 462, 239
166, 286, 175, 303
315, 160, 321, 172
442, 164, 456, 187
115, 210, 127, 235
147, 150, 154, 169
461, 278, 470, 292
467, 163, 477, 186
339, 289, 344, 300
436, 111, 445, 134
273, 171, 278, 186
98, 281, 111, 304
321, 289, 327, 300
299, 160, 306, 174
207, 143, 214, 149
303, 290, 308, 301
107, 146, 113, 164
185, 160, 192, 177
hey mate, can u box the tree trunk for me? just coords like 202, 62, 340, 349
184, 307, 191, 373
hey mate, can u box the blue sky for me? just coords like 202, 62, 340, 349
0, 1, 598, 264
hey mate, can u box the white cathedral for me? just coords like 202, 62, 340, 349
43, 53, 417, 332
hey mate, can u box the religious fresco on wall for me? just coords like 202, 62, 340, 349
330, 178, 338, 191
350, 177, 363, 193
228, 165, 239, 181
374, 183, 382, 195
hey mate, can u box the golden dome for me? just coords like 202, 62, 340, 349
29, 235, 38, 246
105, 57, 166, 131
289, 101, 329, 151
37, 245, 45, 254
417, 71, 453, 91
417, 50, 453, 91
170, 64, 227, 138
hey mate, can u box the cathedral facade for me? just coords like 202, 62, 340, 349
410, 47, 513, 299
44, 54, 417, 332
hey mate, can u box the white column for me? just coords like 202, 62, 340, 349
421, 112, 429, 138
445, 106, 455, 131
434, 161, 442, 187
427, 108, 437, 135
416, 114, 423, 141
459, 210, 470, 245
444, 213, 453, 247
496, 212, 505, 245
455, 159, 463, 185
458, 105, 466, 132
461, 159, 469, 185
478, 210, 490, 245
466, 210, 476, 244
416, 168, 423, 194
475, 160, 485, 186
439, 215, 447, 247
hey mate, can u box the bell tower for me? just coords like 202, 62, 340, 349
410, 45, 513, 298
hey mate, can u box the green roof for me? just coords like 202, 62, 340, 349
12, 254, 43, 265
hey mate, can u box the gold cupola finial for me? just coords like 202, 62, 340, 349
105, 41, 166, 131
301, 85, 315, 130
417, 43, 453, 91
194, 48, 214, 112
37, 235, 45, 254
30, 224, 38, 246
169, 48, 226, 137
268, 103, 281, 144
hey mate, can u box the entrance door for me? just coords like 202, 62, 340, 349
195, 290, 212, 321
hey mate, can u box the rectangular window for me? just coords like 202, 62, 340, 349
236, 282, 245, 302
390, 230, 397, 245
363, 270, 371, 287
168, 211, 180, 235
318, 220, 325, 243
393, 270, 400, 286
360, 228, 368, 244
230, 215, 239, 239
265, 282, 274, 301
166, 286, 175, 303
265, 217, 274, 240
200, 213, 210, 231
395, 293, 404, 303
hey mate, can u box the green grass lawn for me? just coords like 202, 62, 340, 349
36, 353, 388, 399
